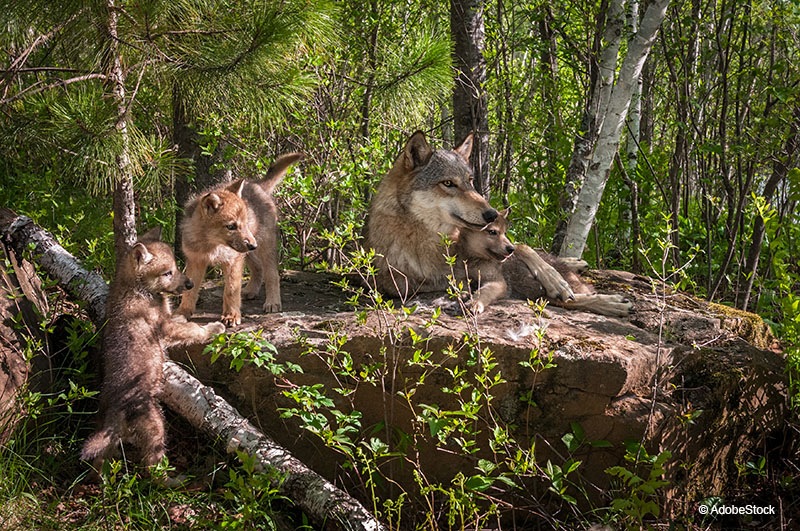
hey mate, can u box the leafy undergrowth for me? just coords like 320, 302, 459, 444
0, 408, 312, 531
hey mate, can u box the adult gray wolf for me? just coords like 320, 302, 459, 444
365, 131, 573, 301
455, 209, 633, 316
177, 153, 303, 326
81, 228, 224, 477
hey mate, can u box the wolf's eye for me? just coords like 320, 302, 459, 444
442, 180, 455, 188
226, 222, 238, 230
488, 230, 498, 236
163, 270, 173, 278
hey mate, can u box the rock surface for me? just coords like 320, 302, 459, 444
170, 269, 787, 514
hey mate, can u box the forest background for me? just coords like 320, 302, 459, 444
0, 0, 799, 529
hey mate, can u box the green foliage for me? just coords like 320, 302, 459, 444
219, 451, 288, 530
605, 444, 672, 530
203, 330, 301, 375
2, 0, 800, 527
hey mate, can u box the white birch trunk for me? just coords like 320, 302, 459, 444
621, 0, 641, 241
551, 0, 624, 253
162, 362, 386, 531
560, 0, 670, 259
1, 209, 108, 324
595, 0, 625, 135
0, 209, 386, 531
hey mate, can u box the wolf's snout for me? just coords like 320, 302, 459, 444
184, 279, 194, 290
483, 209, 498, 223
246, 241, 257, 251
506, 244, 515, 255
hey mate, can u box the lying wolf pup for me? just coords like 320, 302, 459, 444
81, 228, 224, 478
366, 131, 573, 301
177, 153, 303, 326
454, 210, 633, 316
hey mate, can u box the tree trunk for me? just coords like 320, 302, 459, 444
559, 0, 670, 259
0, 209, 385, 531
621, 0, 641, 270
0, 210, 52, 442
172, 85, 232, 258
1, 211, 108, 324
551, 0, 622, 254
162, 362, 385, 531
451, 0, 490, 197
105, 0, 137, 264
740, 106, 800, 310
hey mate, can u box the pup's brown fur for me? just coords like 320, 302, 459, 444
81, 228, 224, 475
456, 211, 633, 316
177, 153, 303, 326
365, 131, 498, 298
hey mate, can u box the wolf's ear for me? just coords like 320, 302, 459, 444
454, 133, 474, 162
139, 226, 162, 242
498, 207, 510, 219
202, 193, 223, 214
227, 179, 245, 197
403, 131, 433, 170
132, 242, 153, 266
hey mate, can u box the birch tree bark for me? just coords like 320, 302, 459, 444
621, 0, 641, 242
451, 0, 491, 197
0, 209, 385, 531
559, 0, 670, 259
552, 0, 624, 253
162, 362, 385, 531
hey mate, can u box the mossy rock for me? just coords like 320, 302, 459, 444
708, 302, 775, 350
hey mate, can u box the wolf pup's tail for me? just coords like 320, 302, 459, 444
256, 152, 304, 195
80, 426, 117, 462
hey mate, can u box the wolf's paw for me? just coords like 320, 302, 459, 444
221, 311, 241, 327
263, 297, 282, 313
471, 300, 486, 315
205, 321, 226, 336
171, 314, 188, 323
596, 294, 634, 317
561, 257, 589, 274
242, 283, 261, 300
540, 269, 574, 302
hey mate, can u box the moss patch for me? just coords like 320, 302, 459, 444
708, 302, 774, 350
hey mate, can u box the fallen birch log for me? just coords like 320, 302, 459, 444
0, 208, 385, 531
162, 361, 384, 531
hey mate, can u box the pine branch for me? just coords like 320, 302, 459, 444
1, 73, 108, 105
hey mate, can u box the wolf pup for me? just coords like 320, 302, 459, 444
365, 131, 573, 301
81, 228, 224, 476
177, 153, 303, 326
456, 210, 633, 316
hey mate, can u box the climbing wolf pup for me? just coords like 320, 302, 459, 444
456, 210, 633, 316
365, 131, 572, 301
177, 153, 303, 326
81, 228, 224, 476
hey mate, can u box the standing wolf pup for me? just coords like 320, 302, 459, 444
366, 131, 573, 301
81, 228, 224, 477
455, 210, 633, 316
177, 153, 303, 326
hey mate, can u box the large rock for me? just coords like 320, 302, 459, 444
170, 269, 786, 516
